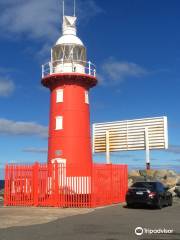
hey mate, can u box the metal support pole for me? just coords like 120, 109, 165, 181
145, 127, 150, 170
42, 65, 44, 78
88, 61, 91, 75
62, 0, 65, 17
74, 0, 76, 17
49, 62, 53, 74
106, 130, 111, 164
51, 48, 53, 64
54, 161, 59, 207
94, 69, 96, 77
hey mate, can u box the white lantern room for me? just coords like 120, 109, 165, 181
42, 14, 96, 78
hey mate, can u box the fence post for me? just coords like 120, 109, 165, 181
4, 164, 8, 206
54, 161, 59, 207
33, 162, 39, 207
91, 164, 96, 208
110, 164, 113, 204
125, 165, 128, 201
90, 165, 93, 208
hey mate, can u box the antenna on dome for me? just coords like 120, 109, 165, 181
62, 0, 65, 18
62, 0, 76, 18
74, 0, 76, 17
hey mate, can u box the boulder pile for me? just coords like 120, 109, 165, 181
0, 189, 4, 204
128, 169, 180, 198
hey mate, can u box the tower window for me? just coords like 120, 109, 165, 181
55, 150, 62, 156
56, 89, 63, 103
55, 116, 63, 130
85, 91, 89, 104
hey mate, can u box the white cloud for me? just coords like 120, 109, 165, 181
0, 0, 102, 61
99, 59, 147, 85
22, 147, 47, 154
0, 0, 59, 41
0, 119, 48, 138
0, 79, 15, 97
0, 0, 102, 42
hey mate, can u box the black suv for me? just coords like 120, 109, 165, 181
126, 181, 173, 209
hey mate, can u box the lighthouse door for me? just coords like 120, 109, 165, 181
51, 158, 66, 188
51, 158, 66, 165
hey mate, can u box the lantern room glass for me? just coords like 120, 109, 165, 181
52, 44, 86, 64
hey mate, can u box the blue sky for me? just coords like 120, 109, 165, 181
0, 0, 180, 178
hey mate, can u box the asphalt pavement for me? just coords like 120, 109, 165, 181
0, 199, 180, 240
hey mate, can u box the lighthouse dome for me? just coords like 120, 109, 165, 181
55, 16, 84, 46
55, 34, 84, 46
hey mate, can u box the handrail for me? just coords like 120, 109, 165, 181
42, 59, 96, 78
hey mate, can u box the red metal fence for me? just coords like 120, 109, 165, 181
4, 163, 128, 208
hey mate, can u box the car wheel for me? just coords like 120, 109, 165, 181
168, 196, 173, 206
127, 203, 133, 208
156, 198, 163, 209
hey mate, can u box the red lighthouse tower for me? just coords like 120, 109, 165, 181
41, 9, 97, 177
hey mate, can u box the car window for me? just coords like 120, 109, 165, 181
157, 182, 165, 192
132, 182, 156, 190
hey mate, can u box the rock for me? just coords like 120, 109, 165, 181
0, 189, 4, 197
138, 169, 157, 178
162, 177, 177, 188
139, 170, 147, 177
176, 177, 180, 186
154, 169, 169, 179
128, 178, 133, 187
168, 186, 176, 197
146, 170, 156, 178
130, 176, 146, 183
173, 196, 180, 203
167, 170, 177, 177
175, 185, 180, 198
128, 170, 140, 177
